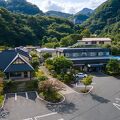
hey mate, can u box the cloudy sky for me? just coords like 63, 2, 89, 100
27, 0, 107, 14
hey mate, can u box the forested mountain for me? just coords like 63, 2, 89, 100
0, 8, 84, 47
76, 8, 93, 16
73, 14, 89, 24
0, 0, 43, 15
45, 11, 73, 19
72, 8, 93, 24
83, 0, 120, 35
82, 0, 120, 55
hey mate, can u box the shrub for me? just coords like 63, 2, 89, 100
38, 80, 62, 102
81, 76, 93, 92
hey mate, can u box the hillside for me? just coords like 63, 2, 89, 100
0, 0, 43, 15
0, 8, 82, 47
45, 11, 73, 19
76, 8, 93, 16
72, 8, 93, 24
83, 0, 120, 36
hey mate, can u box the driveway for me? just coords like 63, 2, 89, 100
1, 73, 120, 120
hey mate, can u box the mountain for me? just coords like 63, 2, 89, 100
0, 8, 77, 47
45, 11, 73, 19
72, 8, 93, 24
0, 0, 43, 15
76, 8, 93, 16
83, 0, 120, 35
73, 14, 89, 24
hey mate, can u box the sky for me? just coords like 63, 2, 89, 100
27, 0, 107, 14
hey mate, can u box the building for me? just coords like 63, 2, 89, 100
36, 48, 56, 63
56, 47, 111, 72
36, 48, 56, 57
0, 49, 34, 80
76, 38, 111, 46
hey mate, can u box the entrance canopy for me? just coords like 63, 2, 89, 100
88, 63, 104, 67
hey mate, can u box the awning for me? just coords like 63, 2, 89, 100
88, 63, 104, 67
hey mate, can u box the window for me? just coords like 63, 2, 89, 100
104, 52, 109, 56
91, 41, 97, 44
10, 72, 22, 77
90, 52, 96, 57
99, 41, 104, 44
81, 52, 87, 57
73, 53, 79, 57
65, 53, 70, 57
85, 42, 88, 44
98, 52, 104, 56
13, 58, 24, 64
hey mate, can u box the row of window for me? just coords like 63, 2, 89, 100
85, 41, 105, 44
65, 52, 110, 58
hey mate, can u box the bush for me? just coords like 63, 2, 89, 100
37, 76, 48, 81
42, 53, 52, 60
35, 70, 48, 81
38, 80, 63, 102
0, 95, 4, 107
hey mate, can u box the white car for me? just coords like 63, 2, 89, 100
75, 73, 87, 78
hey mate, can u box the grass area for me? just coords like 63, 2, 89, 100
4, 80, 38, 93
0, 95, 4, 107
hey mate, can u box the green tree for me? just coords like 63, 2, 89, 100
42, 53, 52, 60
60, 34, 82, 47
31, 57, 39, 69
81, 29, 91, 37
81, 76, 93, 92
0, 71, 5, 78
106, 59, 120, 75
53, 56, 73, 74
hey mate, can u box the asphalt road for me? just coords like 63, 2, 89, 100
1, 73, 120, 120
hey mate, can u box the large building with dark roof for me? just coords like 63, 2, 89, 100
0, 49, 34, 80
56, 47, 111, 72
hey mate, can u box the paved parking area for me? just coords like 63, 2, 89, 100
1, 73, 120, 120
1, 91, 63, 120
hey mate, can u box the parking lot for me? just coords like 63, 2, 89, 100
1, 91, 63, 120
1, 73, 120, 120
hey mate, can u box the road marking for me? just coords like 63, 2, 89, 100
58, 119, 64, 120
34, 112, 57, 120
113, 103, 120, 110
23, 118, 33, 120
35, 91, 40, 99
26, 92, 28, 99
15, 93, 17, 101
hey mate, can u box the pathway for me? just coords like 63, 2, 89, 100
39, 66, 75, 95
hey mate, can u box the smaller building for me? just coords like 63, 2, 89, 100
76, 38, 111, 46
56, 47, 111, 72
36, 48, 56, 57
0, 49, 34, 80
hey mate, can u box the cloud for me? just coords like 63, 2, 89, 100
44, 0, 64, 12
27, 0, 107, 14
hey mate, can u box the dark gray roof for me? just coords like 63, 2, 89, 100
0, 50, 34, 72
5, 64, 33, 72
15, 48, 31, 59
57, 47, 110, 53
0, 50, 17, 70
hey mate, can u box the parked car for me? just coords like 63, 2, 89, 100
75, 73, 87, 78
